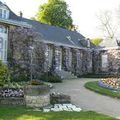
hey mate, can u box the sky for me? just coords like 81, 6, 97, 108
2, 0, 120, 38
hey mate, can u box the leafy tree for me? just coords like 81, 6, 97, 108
35, 0, 73, 30
90, 38, 103, 45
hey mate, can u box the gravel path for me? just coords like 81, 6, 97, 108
51, 78, 120, 119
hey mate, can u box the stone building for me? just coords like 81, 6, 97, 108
0, 2, 93, 78
0, 2, 119, 78
93, 38, 120, 76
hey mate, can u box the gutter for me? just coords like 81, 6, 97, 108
35, 39, 91, 50
0, 18, 32, 28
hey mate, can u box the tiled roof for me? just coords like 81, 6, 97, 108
22, 18, 86, 48
0, 1, 87, 48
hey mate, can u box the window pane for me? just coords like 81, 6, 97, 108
0, 25, 7, 33
0, 9, 2, 18
102, 55, 108, 68
0, 37, 3, 49
3, 10, 6, 18
0, 42, 2, 49
0, 51, 2, 60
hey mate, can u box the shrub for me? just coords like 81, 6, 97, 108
10, 64, 30, 82
40, 72, 62, 83
31, 80, 44, 85
0, 61, 10, 86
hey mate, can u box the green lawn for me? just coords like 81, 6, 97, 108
84, 81, 120, 98
0, 106, 118, 120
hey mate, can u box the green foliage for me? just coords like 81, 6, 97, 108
10, 64, 30, 82
84, 81, 120, 98
35, 0, 73, 30
90, 38, 103, 45
0, 61, 10, 86
0, 106, 118, 120
31, 80, 44, 85
40, 72, 62, 83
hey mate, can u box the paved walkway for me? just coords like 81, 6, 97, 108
51, 78, 120, 119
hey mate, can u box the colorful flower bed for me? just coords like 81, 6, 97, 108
0, 88, 24, 97
98, 78, 120, 91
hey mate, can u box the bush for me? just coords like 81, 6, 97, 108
10, 66, 30, 82
31, 80, 44, 85
0, 61, 10, 86
40, 72, 62, 83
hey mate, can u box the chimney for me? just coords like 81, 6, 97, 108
87, 38, 90, 48
19, 11, 23, 18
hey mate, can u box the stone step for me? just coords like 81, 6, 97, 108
56, 70, 78, 80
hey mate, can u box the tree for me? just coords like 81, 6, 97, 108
35, 0, 73, 30
97, 11, 117, 39
90, 38, 103, 45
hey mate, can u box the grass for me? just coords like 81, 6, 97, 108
84, 81, 120, 98
0, 106, 118, 120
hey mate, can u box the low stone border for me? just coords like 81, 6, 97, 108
0, 97, 25, 105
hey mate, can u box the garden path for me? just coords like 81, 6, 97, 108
51, 78, 120, 119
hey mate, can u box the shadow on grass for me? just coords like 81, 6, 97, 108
0, 106, 118, 120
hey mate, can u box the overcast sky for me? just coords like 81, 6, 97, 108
2, 0, 120, 38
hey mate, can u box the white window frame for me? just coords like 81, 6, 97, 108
0, 25, 7, 33
0, 9, 2, 18
0, 51, 2, 60
0, 6, 9, 19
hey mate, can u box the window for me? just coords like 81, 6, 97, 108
0, 9, 2, 18
0, 51, 2, 60
0, 8, 9, 19
0, 25, 7, 33
69, 51, 72, 67
102, 55, 108, 68
3, 10, 7, 18
0, 37, 3, 49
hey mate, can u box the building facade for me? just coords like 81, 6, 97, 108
0, 2, 119, 78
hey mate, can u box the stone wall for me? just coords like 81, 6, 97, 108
24, 85, 50, 108
35, 43, 93, 76
62, 47, 72, 71
0, 97, 25, 105
25, 95, 50, 108
0, 86, 50, 107
93, 48, 120, 75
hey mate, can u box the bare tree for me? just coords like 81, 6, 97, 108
97, 10, 117, 39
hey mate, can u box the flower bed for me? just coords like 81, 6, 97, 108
0, 88, 24, 97
98, 78, 120, 91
